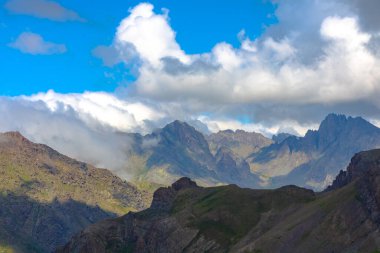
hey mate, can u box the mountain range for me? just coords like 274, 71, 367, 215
127, 120, 263, 188
1, 113, 380, 252
126, 114, 380, 191
59, 148, 380, 252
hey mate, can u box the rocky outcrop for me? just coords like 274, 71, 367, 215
150, 177, 198, 211
327, 149, 380, 190
326, 149, 380, 224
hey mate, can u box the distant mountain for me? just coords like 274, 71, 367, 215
207, 129, 273, 158
272, 132, 295, 143
249, 114, 380, 190
127, 114, 380, 191
59, 148, 380, 253
127, 121, 261, 188
0, 132, 149, 253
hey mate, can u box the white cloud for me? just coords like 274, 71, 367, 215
130, 15, 379, 106
115, 3, 189, 67
5, 0, 84, 22
9, 32, 66, 55
89, 1, 380, 136
198, 116, 316, 137
26, 90, 165, 133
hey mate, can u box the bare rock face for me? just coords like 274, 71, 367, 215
327, 149, 380, 224
327, 149, 380, 191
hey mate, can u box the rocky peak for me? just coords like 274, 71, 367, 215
326, 149, 380, 191
161, 120, 209, 149
316, 114, 347, 147
150, 177, 198, 211
319, 113, 347, 129
316, 114, 380, 151
207, 129, 272, 149
172, 177, 198, 191
1, 131, 31, 144
162, 120, 195, 135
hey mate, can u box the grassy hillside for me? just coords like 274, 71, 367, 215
0, 132, 150, 252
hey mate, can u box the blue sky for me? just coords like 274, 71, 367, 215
0, 0, 277, 96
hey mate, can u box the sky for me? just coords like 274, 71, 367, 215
0, 0, 276, 95
1, 0, 380, 176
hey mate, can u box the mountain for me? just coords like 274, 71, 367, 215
207, 129, 273, 158
128, 121, 261, 188
272, 132, 295, 143
0, 132, 150, 253
59, 148, 380, 253
249, 114, 380, 190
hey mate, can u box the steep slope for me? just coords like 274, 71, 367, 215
128, 121, 261, 188
58, 149, 380, 253
0, 132, 149, 252
207, 129, 273, 158
250, 114, 380, 189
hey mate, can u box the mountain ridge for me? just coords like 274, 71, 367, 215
0, 131, 150, 252
127, 113, 380, 191
59, 147, 380, 252
250, 113, 380, 189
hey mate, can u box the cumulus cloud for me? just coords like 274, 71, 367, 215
128, 14, 379, 106
5, 0, 84, 22
93, 1, 380, 130
9, 32, 67, 55
94, 3, 189, 68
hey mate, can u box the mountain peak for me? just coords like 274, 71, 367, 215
172, 177, 198, 191
150, 177, 198, 211
2, 131, 26, 139
318, 113, 347, 131
160, 120, 208, 148
1, 131, 31, 145
165, 120, 191, 129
